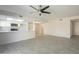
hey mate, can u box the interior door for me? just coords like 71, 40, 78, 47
35, 23, 43, 38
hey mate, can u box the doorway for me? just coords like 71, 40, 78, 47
35, 23, 44, 38
71, 20, 79, 38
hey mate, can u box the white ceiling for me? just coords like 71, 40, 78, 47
0, 5, 79, 22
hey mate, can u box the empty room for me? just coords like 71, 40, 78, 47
0, 5, 79, 54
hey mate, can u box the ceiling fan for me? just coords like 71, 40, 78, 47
30, 5, 51, 16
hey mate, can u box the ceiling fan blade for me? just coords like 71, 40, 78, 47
41, 6, 50, 11
42, 11, 51, 14
30, 6, 39, 11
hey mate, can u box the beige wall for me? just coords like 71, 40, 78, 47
43, 19, 70, 38
43, 15, 79, 38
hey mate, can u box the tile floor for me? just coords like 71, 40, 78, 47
0, 35, 79, 54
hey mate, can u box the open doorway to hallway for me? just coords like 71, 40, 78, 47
71, 19, 79, 38
35, 22, 44, 38
28, 21, 44, 38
